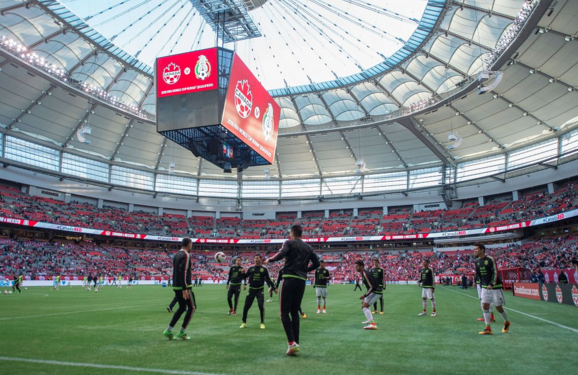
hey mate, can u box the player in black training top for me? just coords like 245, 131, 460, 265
239, 254, 276, 329
227, 257, 246, 315
370, 258, 385, 315
163, 238, 196, 341
354, 260, 382, 330
265, 224, 320, 356
474, 243, 510, 335
417, 259, 436, 317
314, 260, 331, 314
12, 274, 21, 294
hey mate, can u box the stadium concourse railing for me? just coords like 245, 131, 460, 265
1, 207, 577, 244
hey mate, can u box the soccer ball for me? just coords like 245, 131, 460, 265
214, 252, 226, 263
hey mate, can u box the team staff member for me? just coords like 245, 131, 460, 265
227, 257, 246, 315
370, 258, 385, 315
474, 243, 510, 335
240, 255, 276, 329
265, 225, 320, 356
164, 238, 196, 341
314, 260, 330, 314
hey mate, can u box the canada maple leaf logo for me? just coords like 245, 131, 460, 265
234, 80, 253, 119
162, 63, 181, 85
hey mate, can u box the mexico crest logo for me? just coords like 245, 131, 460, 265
234, 80, 253, 119
195, 55, 211, 80
163, 63, 181, 85
262, 103, 274, 142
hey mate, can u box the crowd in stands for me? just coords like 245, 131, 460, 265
2, 180, 578, 239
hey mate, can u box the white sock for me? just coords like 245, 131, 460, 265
483, 310, 491, 326
422, 300, 427, 310
490, 304, 494, 313
363, 307, 374, 323
317, 297, 321, 307
500, 309, 509, 321
431, 299, 436, 311
323, 298, 326, 308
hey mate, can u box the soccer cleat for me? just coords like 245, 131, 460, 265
163, 330, 174, 340
232, 310, 237, 316
260, 323, 265, 330
502, 321, 511, 333
301, 313, 307, 319
228, 309, 233, 315
286, 343, 300, 356
431, 312, 437, 317
479, 328, 493, 335
322, 309, 326, 314
317, 309, 320, 314
266, 299, 272, 303
372, 310, 378, 314
167, 307, 173, 313
363, 323, 378, 330
176, 332, 191, 340
379, 311, 384, 315
418, 312, 427, 316
240, 323, 247, 329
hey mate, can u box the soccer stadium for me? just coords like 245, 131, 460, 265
0, 0, 577, 373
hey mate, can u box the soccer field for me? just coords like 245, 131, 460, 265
0, 284, 576, 375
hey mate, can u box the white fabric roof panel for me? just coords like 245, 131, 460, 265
34, 35, 91, 71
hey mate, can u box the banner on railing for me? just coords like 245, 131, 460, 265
0, 208, 577, 244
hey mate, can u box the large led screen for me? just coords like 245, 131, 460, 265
221, 54, 280, 164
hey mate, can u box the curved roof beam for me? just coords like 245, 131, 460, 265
451, 1, 516, 21
0, 2, 34, 15
398, 117, 455, 166
438, 27, 492, 52
8, 86, 55, 130
26, 27, 65, 49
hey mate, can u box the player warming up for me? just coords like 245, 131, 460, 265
240, 254, 276, 329
475, 272, 494, 323
370, 258, 385, 314
354, 260, 382, 330
227, 257, 245, 316
163, 238, 196, 341
265, 224, 320, 356
12, 274, 22, 294
417, 259, 436, 317
314, 259, 330, 314
474, 243, 510, 335
276, 265, 306, 318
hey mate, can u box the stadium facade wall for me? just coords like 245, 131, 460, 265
1, 158, 578, 214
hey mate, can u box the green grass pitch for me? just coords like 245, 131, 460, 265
0, 284, 577, 375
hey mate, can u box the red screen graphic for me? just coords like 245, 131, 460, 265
221, 54, 280, 164
156, 48, 218, 98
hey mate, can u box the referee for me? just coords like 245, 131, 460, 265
265, 224, 320, 356
163, 238, 196, 341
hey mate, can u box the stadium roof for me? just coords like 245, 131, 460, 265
0, 0, 577, 187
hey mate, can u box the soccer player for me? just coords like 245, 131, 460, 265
417, 259, 436, 317
276, 265, 306, 318
128, 275, 133, 289
314, 259, 330, 314
227, 257, 245, 315
82, 275, 88, 289
354, 260, 382, 330
55, 274, 61, 290
240, 254, 276, 329
475, 270, 494, 323
87, 274, 93, 291
264, 224, 320, 356
164, 238, 196, 341
117, 275, 122, 289
353, 276, 363, 291
12, 274, 21, 294
370, 258, 385, 315
99, 275, 104, 289
93, 274, 98, 291
474, 243, 510, 335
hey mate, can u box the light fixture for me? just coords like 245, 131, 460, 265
508, 103, 514, 107
564, 36, 573, 42
529, 69, 535, 74
568, 87, 574, 92
549, 78, 555, 83
523, 112, 528, 116
537, 121, 542, 125
493, 94, 498, 98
